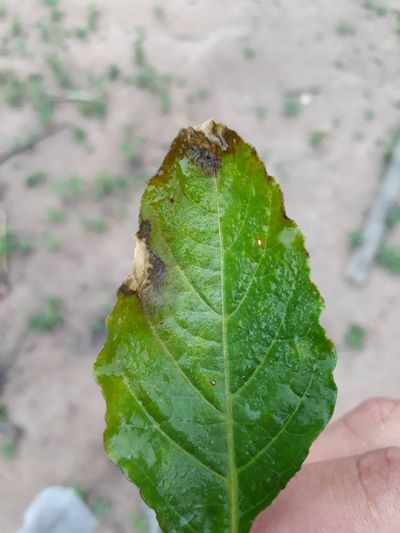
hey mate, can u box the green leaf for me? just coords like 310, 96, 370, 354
94, 121, 336, 532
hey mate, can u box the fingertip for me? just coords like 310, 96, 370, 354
252, 447, 400, 533
307, 397, 400, 463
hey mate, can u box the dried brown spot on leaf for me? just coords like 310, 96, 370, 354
184, 119, 228, 175
120, 219, 166, 296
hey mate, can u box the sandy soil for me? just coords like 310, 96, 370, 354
1, 0, 400, 531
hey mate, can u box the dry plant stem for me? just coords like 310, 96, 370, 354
53, 90, 97, 103
346, 144, 400, 285
0, 125, 65, 167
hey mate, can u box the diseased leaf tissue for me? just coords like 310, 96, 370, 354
94, 120, 336, 533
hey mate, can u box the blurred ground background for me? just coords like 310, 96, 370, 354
0, 0, 400, 531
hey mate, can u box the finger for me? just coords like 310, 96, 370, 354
307, 397, 400, 463
252, 446, 400, 533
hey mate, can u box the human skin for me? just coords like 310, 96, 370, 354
252, 397, 400, 533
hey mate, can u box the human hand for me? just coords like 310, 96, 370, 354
252, 397, 400, 533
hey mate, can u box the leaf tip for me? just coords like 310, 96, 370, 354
192, 118, 228, 151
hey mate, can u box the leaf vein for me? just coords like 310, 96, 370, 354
182, 188, 215, 215
214, 174, 239, 532
122, 377, 226, 481
158, 232, 222, 317
128, 457, 199, 533
226, 208, 274, 321
237, 371, 315, 473
232, 268, 299, 396
224, 185, 253, 253
141, 307, 224, 416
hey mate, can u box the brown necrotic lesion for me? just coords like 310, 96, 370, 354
184, 119, 228, 175
118, 120, 231, 296
119, 219, 166, 297
187, 144, 220, 175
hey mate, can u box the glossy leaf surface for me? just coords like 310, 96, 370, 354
94, 121, 336, 533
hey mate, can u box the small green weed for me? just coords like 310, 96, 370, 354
0, 229, 32, 259
43, 232, 61, 253
27, 75, 54, 127
383, 128, 400, 165
348, 229, 364, 249
254, 105, 267, 121
73, 27, 88, 40
283, 96, 301, 117
90, 302, 112, 341
308, 130, 328, 148
376, 244, 400, 274
0, 402, 7, 422
25, 172, 47, 188
46, 53, 72, 88
133, 27, 146, 67
81, 216, 109, 233
71, 126, 87, 144
53, 176, 83, 201
28, 296, 63, 332
363, 110, 375, 121
396, 14, 400, 35
42, 0, 60, 6
334, 59, 345, 69
77, 93, 107, 119
92, 498, 109, 519
91, 171, 115, 199
107, 63, 120, 80
364, 1, 387, 16
375, 4, 387, 16
90, 171, 130, 199
90, 317, 105, 337
0, 2, 7, 19
72, 484, 88, 501
50, 7, 64, 23
345, 324, 365, 350
46, 207, 66, 224
386, 203, 400, 229
243, 46, 256, 60
120, 126, 143, 165
10, 17, 23, 38
153, 6, 166, 21
17, 237, 32, 255
131, 28, 172, 113
1, 441, 16, 459
336, 21, 356, 36
0, 70, 24, 107
87, 4, 100, 32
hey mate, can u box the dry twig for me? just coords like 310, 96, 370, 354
346, 143, 400, 285
0, 124, 65, 167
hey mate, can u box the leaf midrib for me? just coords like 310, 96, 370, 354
214, 172, 239, 532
